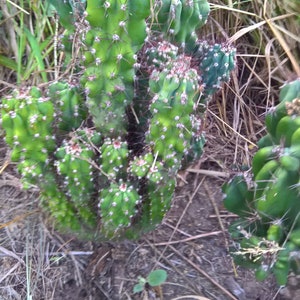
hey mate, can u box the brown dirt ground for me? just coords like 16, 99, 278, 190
1, 124, 299, 300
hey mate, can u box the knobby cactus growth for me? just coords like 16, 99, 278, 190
223, 78, 300, 285
1, 0, 235, 240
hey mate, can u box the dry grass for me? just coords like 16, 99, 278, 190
0, 0, 300, 299
203, 0, 300, 168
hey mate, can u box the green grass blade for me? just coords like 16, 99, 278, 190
0, 54, 20, 71
23, 27, 48, 82
17, 0, 26, 84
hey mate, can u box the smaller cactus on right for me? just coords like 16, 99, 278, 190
223, 78, 300, 286
195, 42, 236, 96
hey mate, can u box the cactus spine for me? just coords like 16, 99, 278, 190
1, 0, 235, 240
223, 78, 300, 285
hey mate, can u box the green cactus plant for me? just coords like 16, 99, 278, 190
1, 0, 235, 241
153, 0, 210, 51
1, 87, 55, 163
99, 180, 141, 238
223, 78, 300, 286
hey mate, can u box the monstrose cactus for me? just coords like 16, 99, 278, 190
1, 0, 235, 240
223, 78, 300, 285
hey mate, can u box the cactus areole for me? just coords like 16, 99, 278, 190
1, 0, 236, 240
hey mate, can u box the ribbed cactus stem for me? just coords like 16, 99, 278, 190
48, 81, 87, 131
196, 42, 236, 96
153, 0, 210, 51
99, 180, 141, 237
146, 54, 200, 169
100, 137, 129, 179
146, 40, 179, 69
1, 87, 55, 164
81, 0, 151, 137
143, 178, 176, 226
55, 138, 95, 203
129, 153, 154, 178
40, 172, 93, 232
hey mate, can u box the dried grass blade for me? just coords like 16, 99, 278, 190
271, 22, 300, 43
6, 0, 29, 14
207, 108, 257, 147
0, 245, 25, 265
228, 13, 296, 44
0, 262, 21, 284
154, 231, 222, 246
265, 19, 300, 76
228, 20, 266, 43
209, 3, 257, 17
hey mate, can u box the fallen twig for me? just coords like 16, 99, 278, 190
154, 231, 223, 246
